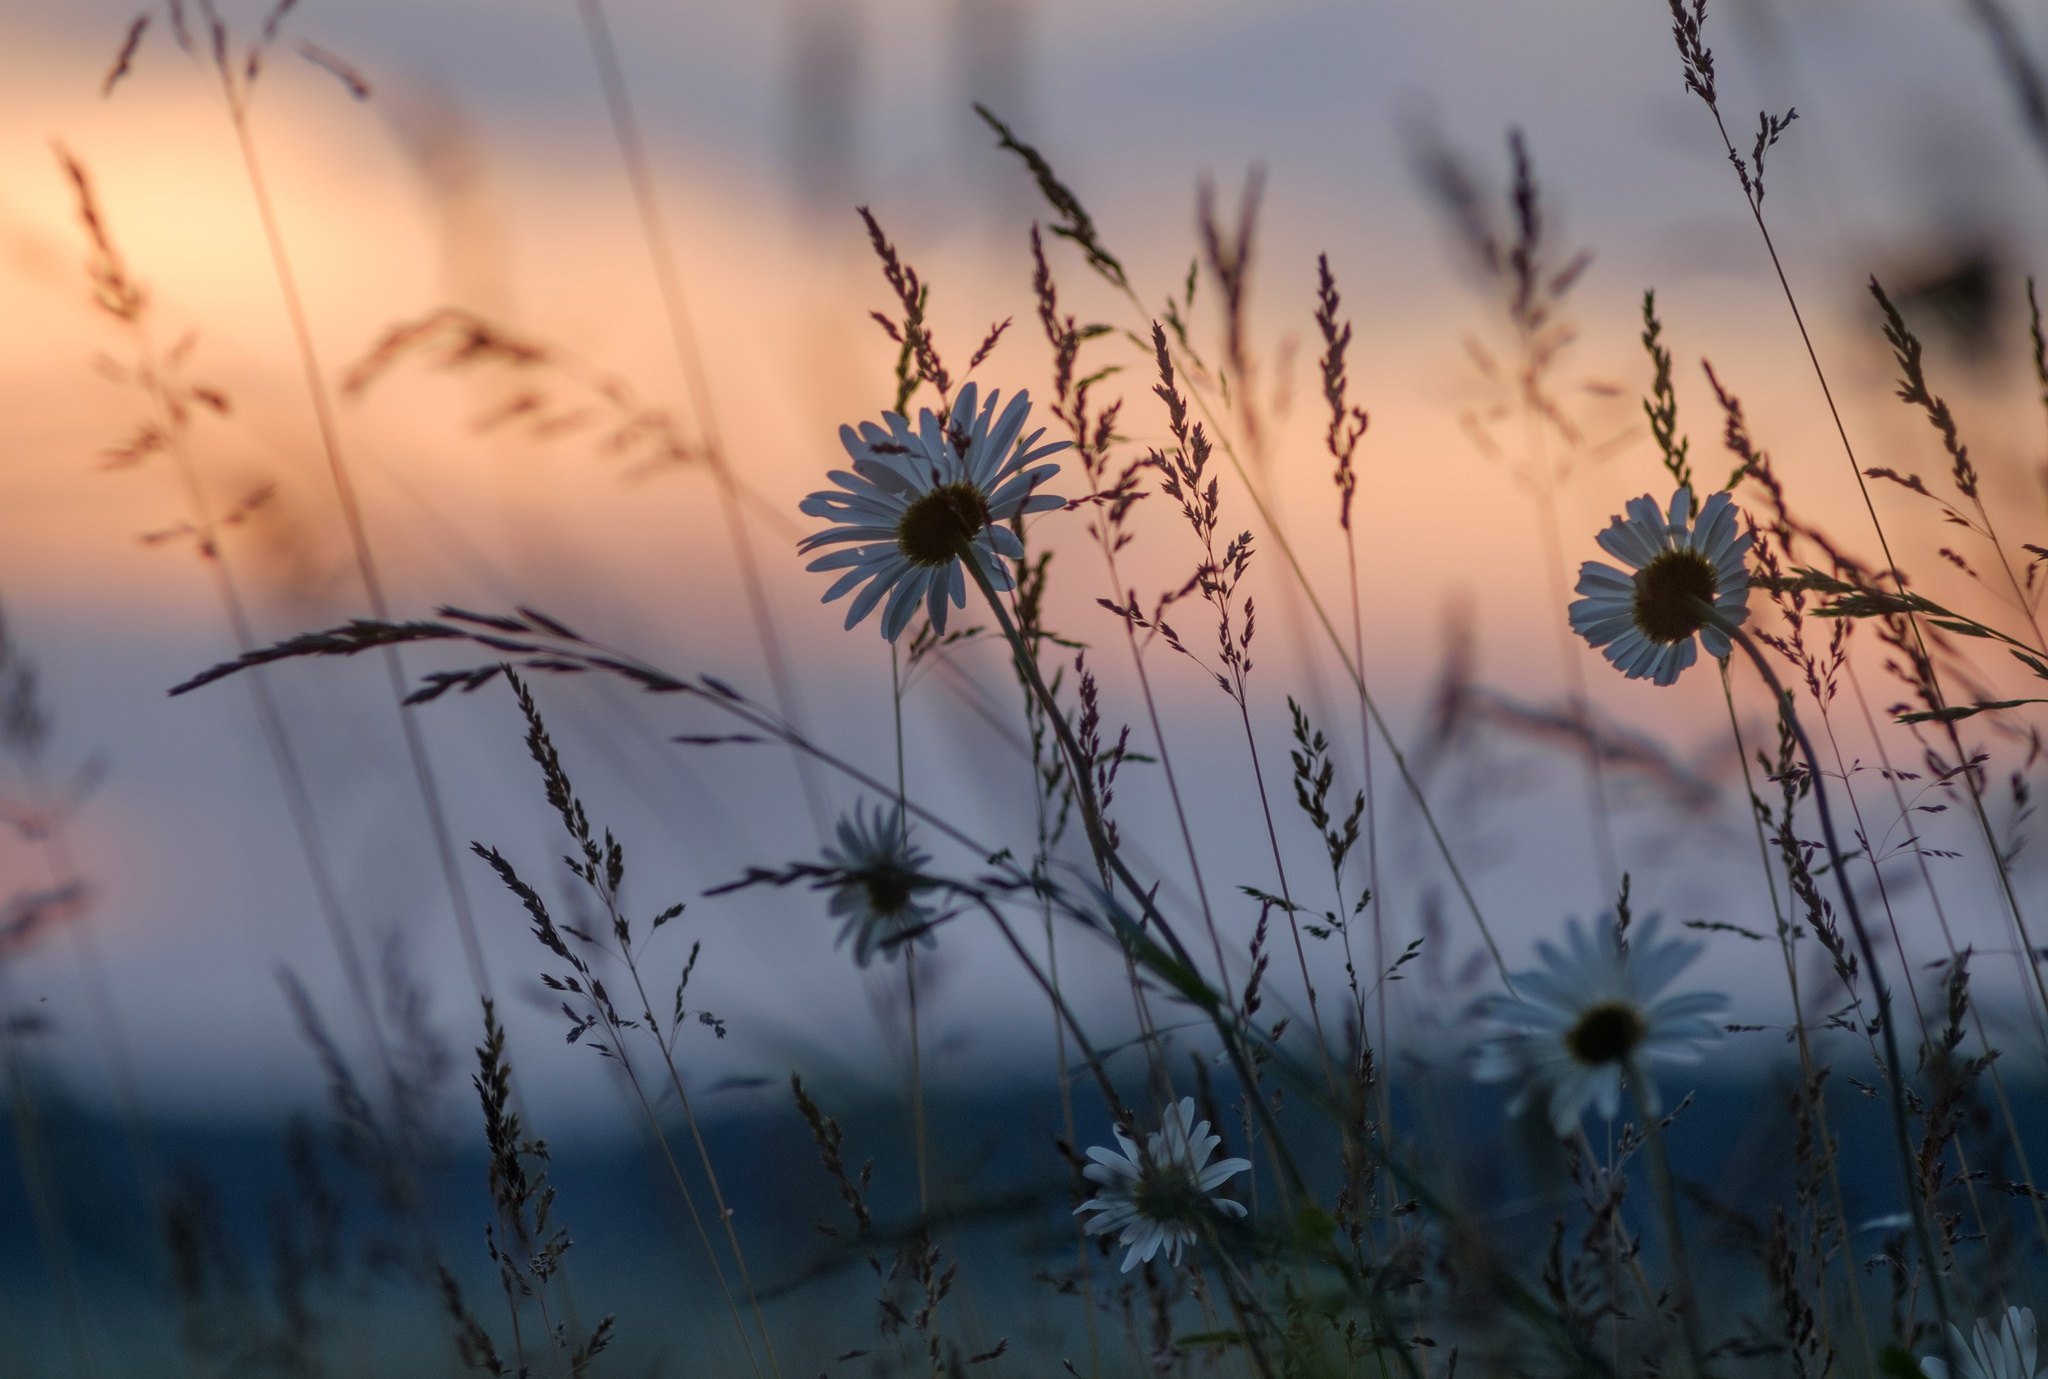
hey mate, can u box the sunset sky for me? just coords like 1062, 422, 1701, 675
1, 0, 2046, 1125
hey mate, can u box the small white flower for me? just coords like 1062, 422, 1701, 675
820, 802, 938, 967
1924, 1307, 2043, 1379
800, 383, 1067, 641
1473, 914, 1726, 1138
1568, 485, 1753, 686
1075, 1097, 1250, 1273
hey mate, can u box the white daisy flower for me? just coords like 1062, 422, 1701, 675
1568, 485, 1753, 687
1472, 914, 1726, 1138
1075, 1097, 1250, 1273
800, 383, 1067, 641
820, 802, 939, 967
1924, 1307, 2043, 1379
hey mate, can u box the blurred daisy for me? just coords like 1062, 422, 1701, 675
1473, 914, 1726, 1138
1076, 1097, 1250, 1273
821, 802, 938, 967
800, 384, 1067, 641
1568, 486, 1753, 686
1923, 1307, 2042, 1379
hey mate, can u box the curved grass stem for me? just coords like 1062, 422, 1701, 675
1716, 616, 1953, 1340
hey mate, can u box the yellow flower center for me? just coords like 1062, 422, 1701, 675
861, 866, 914, 917
1566, 1000, 1648, 1066
1631, 548, 1718, 645
896, 483, 991, 567
1132, 1168, 1209, 1226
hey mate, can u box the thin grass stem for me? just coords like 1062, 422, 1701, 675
1717, 662, 1869, 1369
570, 0, 830, 839
1718, 617, 1954, 1340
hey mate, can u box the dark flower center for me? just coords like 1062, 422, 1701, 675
1566, 1000, 1648, 1066
1133, 1169, 1209, 1225
897, 483, 991, 567
1631, 548, 1718, 645
861, 865, 915, 917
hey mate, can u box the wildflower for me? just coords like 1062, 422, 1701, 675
1568, 485, 1752, 686
1923, 1307, 2043, 1379
1075, 1097, 1250, 1272
800, 384, 1066, 641
820, 802, 938, 967
1473, 914, 1725, 1138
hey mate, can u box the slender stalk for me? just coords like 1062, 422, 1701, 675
1094, 275, 1503, 974
15, 739, 167, 1242
1188, 432, 1508, 980
1526, 413, 1622, 901
1080, 497, 1233, 1003
906, 947, 930, 1213
571, 0, 829, 838
1229, 686, 1339, 1089
1340, 484, 1401, 1236
1834, 661, 2048, 1300
0, 962, 100, 1379
1040, 891, 1100, 1379
1808, 697, 2014, 1279
218, 89, 498, 1016
1717, 617, 1953, 1338
611, 1040, 767, 1379
1629, 1075, 1707, 1379
609, 945, 784, 1379
1718, 663, 1869, 1369
960, 556, 1310, 1193
1073, 457, 1248, 1226
1689, 91, 2048, 1061
890, 644, 930, 1212
145, 302, 396, 1095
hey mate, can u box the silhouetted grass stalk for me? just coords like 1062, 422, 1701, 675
0, 962, 100, 1379
1665, 0, 2047, 1071
59, 147, 399, 1099
975, 110, 1508, 978
1715, 611, 1954, 1339
571, 0, 831, 839
1717, 661, 1870, 1366
193, 6, 501, 1026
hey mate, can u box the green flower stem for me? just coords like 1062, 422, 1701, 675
1718, 662, 1871, 1368
891, 643, 930, 1214
906, 948, 930, 1214
1630, 1068, 1710, 1379
959, 551, 1310, 1199
1715, 613, 1954, 1341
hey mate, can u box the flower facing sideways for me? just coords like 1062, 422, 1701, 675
800, 383, 1067, 641
820, 802, 939, 967
1473, 914, 1726, 1138
1076, 1098, 1250, 1273
1923, 1307, 2044, 1379
1568, 485, 1753, 686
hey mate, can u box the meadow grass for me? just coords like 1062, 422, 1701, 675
8, 1, 2048, 1376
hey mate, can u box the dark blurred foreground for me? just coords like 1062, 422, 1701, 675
0, 1065, 2039, 1377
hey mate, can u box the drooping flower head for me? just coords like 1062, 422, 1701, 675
1568, 486, 1752, 686
1923, 1307, 2043, 1379
1473, 913, 1726, 1138
1075, 1097, 1250, 1273
800, 384, 1067, 641
820, 802, 939, 967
